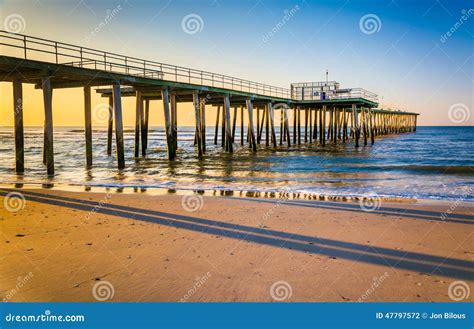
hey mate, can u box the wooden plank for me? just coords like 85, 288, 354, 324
42, 78, 54, 176
112, 83, 125, 169
107, 96, 113, 156
13, 80, 24, 173
84, 86, 93, 167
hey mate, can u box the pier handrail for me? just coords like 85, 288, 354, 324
0, 30, 291, 99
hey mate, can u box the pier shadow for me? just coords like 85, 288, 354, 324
2, 189, 473, 281
234, 197, 474, 225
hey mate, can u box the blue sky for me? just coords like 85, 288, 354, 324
0, 0, 472, 125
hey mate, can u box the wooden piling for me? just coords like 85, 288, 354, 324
84, 86, 92, 167
162, 88, 176, 160
112, 83, 125, 169
170, 93, 178, 152
107, 97, 113, 156
232, 106, 237, 143
267, 102, 277, 148
297, 107, 301, 145
142, 99, 150, 155
193, 92, 203, 158
214, 106, 220, 145
284, 107, 291, 147
246, 99, 257, 152
223, 95, 233, 152
42, 78, 54, 176
134, 90, 142, 158
304, 108, 308, 143
200, 98, 206, 153
352, 104, 360, 148
13, 80, 24, 173
240, 106, 244, 146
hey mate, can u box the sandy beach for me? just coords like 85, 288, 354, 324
0, 188, 472, 302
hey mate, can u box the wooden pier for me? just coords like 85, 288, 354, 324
0, 31, 418, 175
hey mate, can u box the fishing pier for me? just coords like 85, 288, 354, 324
0, 31, 418, 175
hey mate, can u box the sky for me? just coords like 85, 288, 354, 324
0, 0, 472, 126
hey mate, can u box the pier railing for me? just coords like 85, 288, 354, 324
0, 30, 291, 99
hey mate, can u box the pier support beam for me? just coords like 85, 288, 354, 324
84, 86, 92, 168
107, 97, 113, 156
193, 92, 203, 158
141, 99, 150, 156
214, 106, 220, 145
162, 88, 176, 160
246, 99, 257, 152
13, 80, 24, 173
284, 106, 291, 148
200, 97, 206, 153
267, 102, 277, 148
223, 95, 233, 153
112, 83, 125, 169
170, 93, 178, 152
134, 90, 142, 158
352, 104, 360, 148
240, 106, 244, 146
321, 106, 326, 146
42, 78, 54, 176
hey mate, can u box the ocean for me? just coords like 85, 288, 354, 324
0, 126, 472, 201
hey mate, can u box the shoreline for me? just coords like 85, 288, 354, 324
0, 182, 471, 206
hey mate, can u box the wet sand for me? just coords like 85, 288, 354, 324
0, 188, 472, 302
